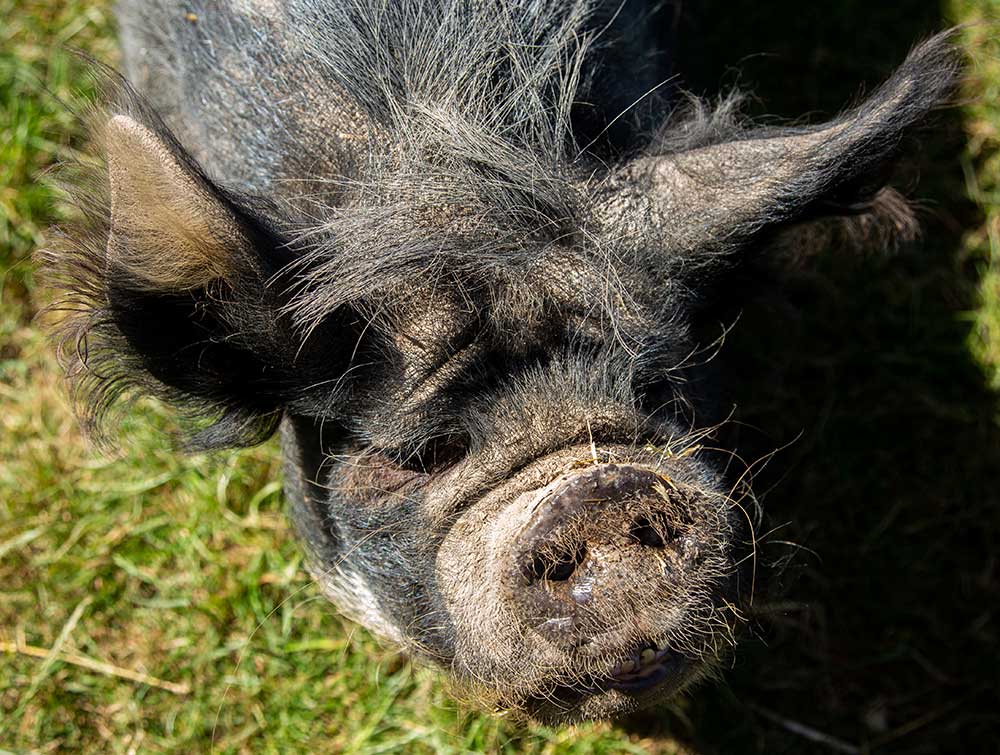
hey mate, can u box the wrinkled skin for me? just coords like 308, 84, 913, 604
42, 0, 957, 722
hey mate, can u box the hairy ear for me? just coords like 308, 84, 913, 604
597, 31, 960, 264
103, 114, 246, 289
41, 92, 330, 450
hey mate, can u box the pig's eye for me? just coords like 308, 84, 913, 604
393, 434, 470, 473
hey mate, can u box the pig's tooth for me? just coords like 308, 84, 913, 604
620, 659, 636, 674
640, 648, 656, 665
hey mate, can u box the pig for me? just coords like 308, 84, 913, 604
41, 0, 958, 723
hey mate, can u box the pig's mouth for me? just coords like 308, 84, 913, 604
606, 641, 684, 691
516, 641, 694, 722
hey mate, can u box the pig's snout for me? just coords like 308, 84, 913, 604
504, 463, 702, 648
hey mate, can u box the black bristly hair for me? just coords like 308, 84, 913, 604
39, 2, 960, 452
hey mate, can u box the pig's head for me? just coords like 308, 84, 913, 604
42, 19, 957, 721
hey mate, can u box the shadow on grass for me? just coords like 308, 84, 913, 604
622, 2, 999, 753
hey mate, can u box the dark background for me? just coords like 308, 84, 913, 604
624, 2, 999, 752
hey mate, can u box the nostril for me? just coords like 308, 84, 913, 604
527, 544, 587, 583
629, 515, 673, 548
548, 548, 581, 581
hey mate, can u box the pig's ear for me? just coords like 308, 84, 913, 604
599, 32, 959, 263
43, 106, 315, 450
101, 114, 256, 290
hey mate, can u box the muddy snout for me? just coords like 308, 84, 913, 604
504, 464, 703, 647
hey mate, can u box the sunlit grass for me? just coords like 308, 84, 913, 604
950, 2, 1000, 390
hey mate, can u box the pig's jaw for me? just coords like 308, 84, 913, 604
308, 561, 406, 645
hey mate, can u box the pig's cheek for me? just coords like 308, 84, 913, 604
368, 466, 429, 492
337, 454, 432, 500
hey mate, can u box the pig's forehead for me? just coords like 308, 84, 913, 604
361, 251, 654, 333
280, 205, 666, 344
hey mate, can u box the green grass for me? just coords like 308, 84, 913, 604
1, 1, 998, 753
959, 7, 1000, 389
